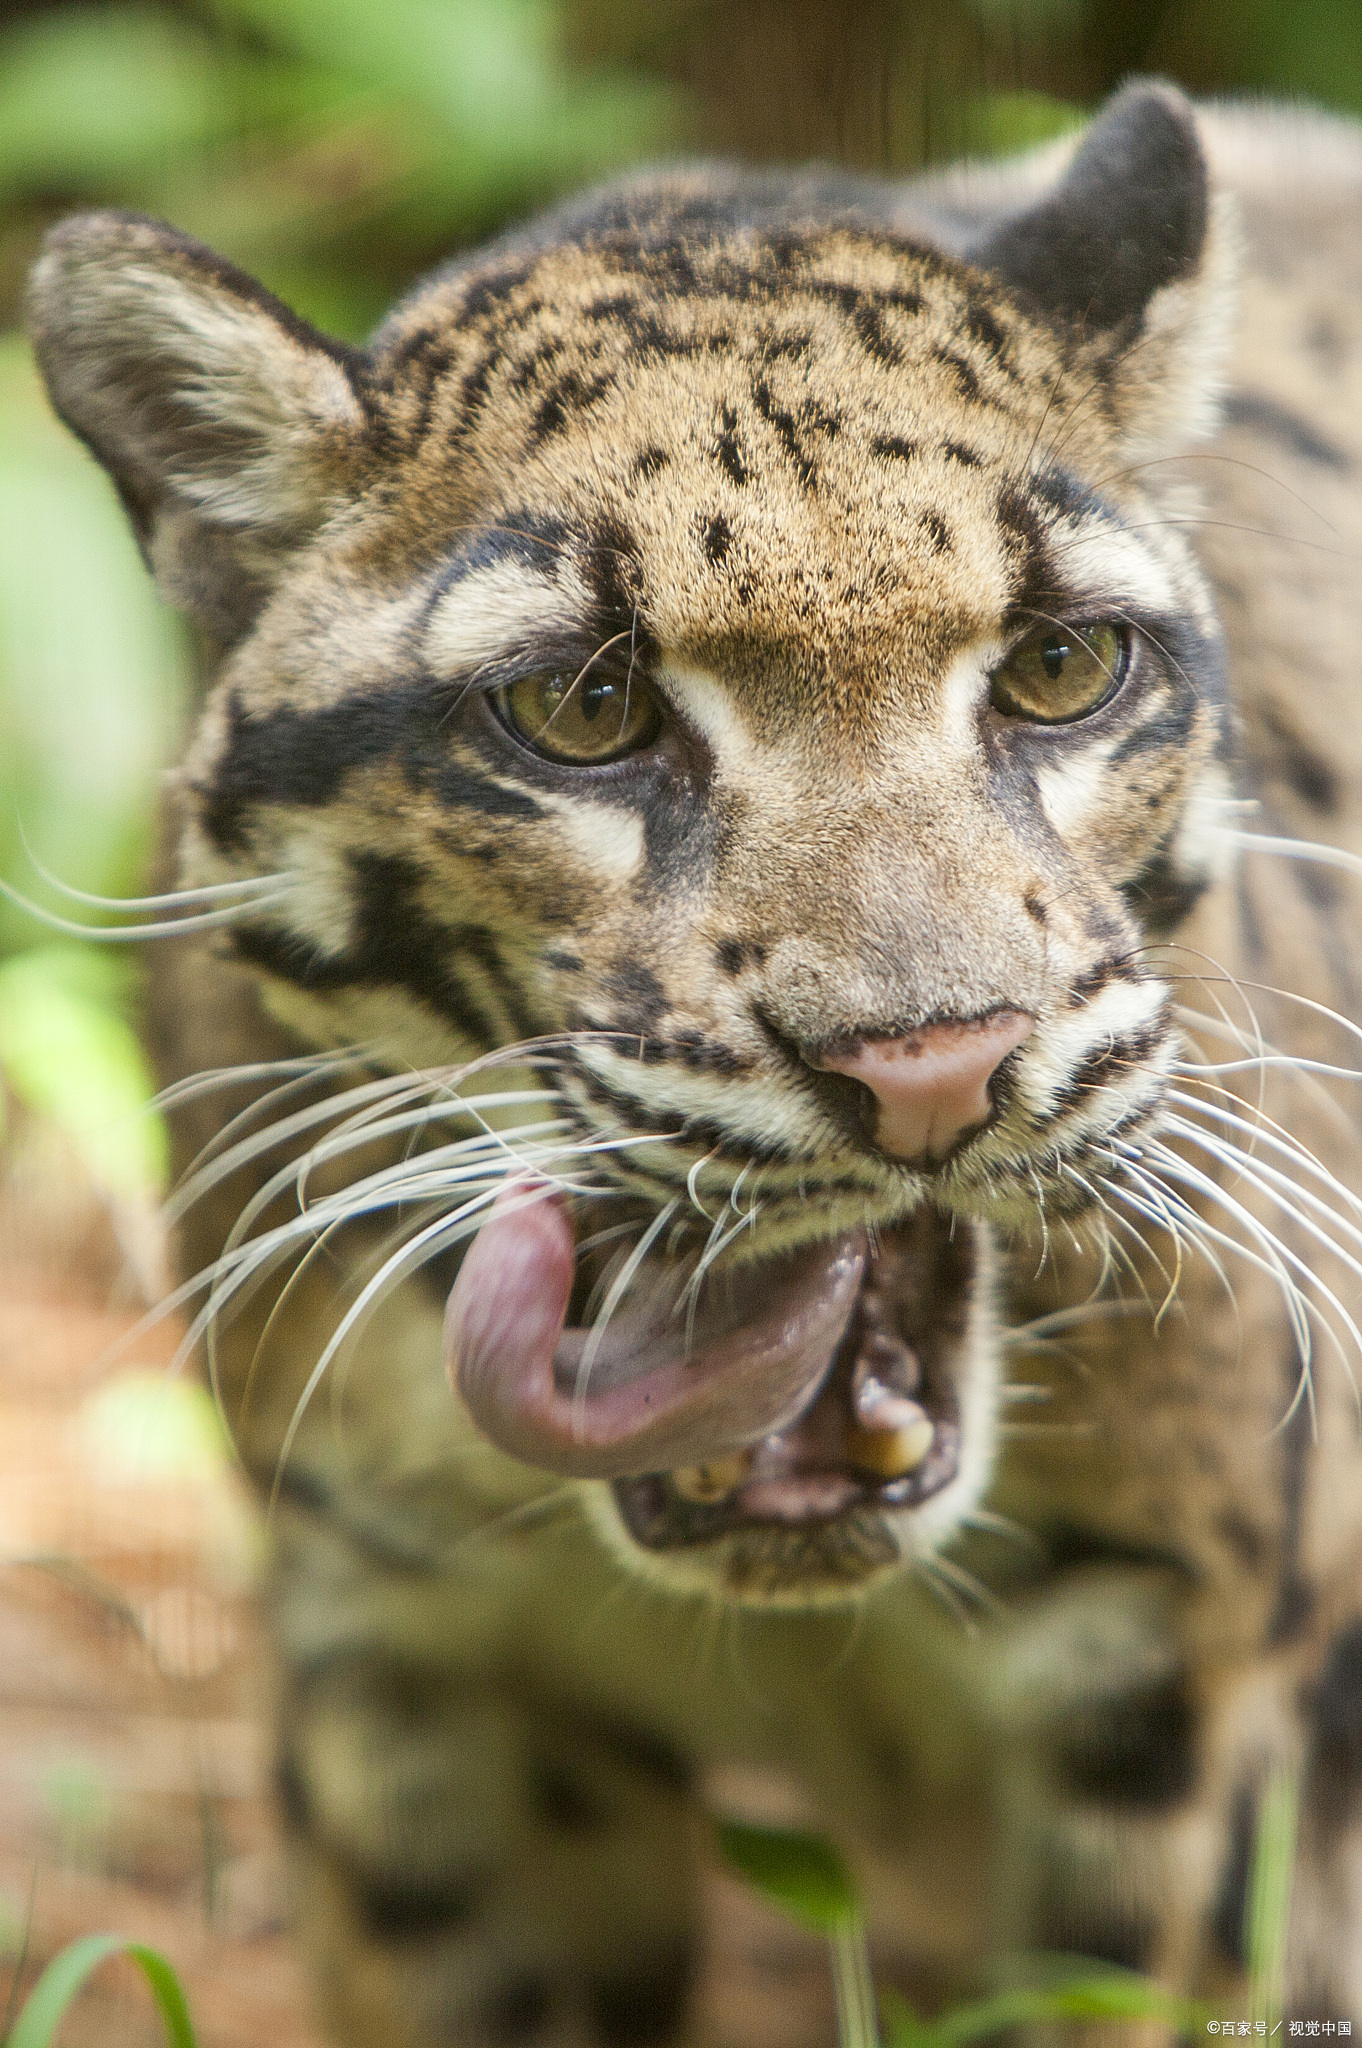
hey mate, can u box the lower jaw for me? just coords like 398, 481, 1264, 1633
609, 1205, 982, 1597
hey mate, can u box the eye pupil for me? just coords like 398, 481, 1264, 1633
580, 680, 608, 722
1040, 636, 1069, 681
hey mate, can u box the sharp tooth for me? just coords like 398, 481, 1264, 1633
847, 1393, 934, 1480
852, 1368, 923, 1431
672, 1452, 753, 1504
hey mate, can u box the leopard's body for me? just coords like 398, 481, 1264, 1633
25, 86, 1362, 2042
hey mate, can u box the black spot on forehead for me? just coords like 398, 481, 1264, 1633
1029, 464, 1102, 520
750, 377, 840, 489
702, 514, 733, 566
872, 435, 918, 463
920, 511, 952, 555
964, 298, 1013, 365
713, 403, 749, 486
579, 511, 641, 613
530, 368, 616, 444
995, 482, 1059, 609
633, 446, 670, 481
932, 347, 982, 403
943, 441, 982, 468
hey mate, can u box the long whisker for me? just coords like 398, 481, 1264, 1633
1218, 829, 1362, 886
14, 831, 292, 913
572, 1199, 680, 1420
0, 876, 293, 941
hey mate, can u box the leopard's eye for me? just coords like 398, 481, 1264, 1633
990, 621, 1128, 725
496, 666, 659, 764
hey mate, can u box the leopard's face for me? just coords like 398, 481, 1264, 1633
29, 88, 1236, 1597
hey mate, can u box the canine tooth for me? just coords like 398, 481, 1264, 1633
848, 1374, 935, 1480
852, 1364, 923, 1429
672, 1452, 753, 1503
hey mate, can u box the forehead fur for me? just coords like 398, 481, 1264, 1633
360, 210, 1094, 699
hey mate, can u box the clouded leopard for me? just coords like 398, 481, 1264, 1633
25, 80, 1362, 2043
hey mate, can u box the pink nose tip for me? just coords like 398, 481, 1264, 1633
813, 1010, 1034, 1162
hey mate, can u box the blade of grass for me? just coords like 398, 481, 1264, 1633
882, 1966, 1208, 2048
831, 1913, 880, 2048
6, 1934, 197, 2048
1247, 1763, 1299, 2031
0, 1866, 38, 2045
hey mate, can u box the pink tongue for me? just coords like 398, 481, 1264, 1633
445, 1183, 866, 1478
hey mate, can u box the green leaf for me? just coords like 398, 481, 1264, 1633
715, 1819, 860, 1935
0, 337, 189, 943
0, 949, 166, 1197
7, 1933, 197, 2048
0, 8, 247, 200
882, 1966, 1206, 2048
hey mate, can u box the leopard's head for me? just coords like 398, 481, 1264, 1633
28, 84, 1238, 1600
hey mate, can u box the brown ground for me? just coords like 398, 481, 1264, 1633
0, 1104, 833, 2048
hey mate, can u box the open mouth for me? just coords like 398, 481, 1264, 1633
446, 1183, 980, 1559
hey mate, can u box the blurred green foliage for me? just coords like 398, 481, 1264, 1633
0, 0, 1358, 1201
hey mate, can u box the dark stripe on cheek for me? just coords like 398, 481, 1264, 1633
1120, 843, 1209, 937
1108, 699, 1196, 765
232, 850, 542, 1047
199, 685, 542, 853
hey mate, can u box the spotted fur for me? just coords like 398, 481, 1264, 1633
26, 83, 1362, 2043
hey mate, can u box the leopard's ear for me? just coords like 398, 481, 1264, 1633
26, 211, 372, 643
973, 82, 1238, 460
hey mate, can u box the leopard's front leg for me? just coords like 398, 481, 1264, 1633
269, 1501, 701, 2048
983, 1561, 1362, 2031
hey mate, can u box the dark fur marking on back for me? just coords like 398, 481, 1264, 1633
932, 347, 981, 403
1305, 1617, 1362, 1811
530, 368, 616, 444
1267, 1335, 1316, 1645
482, 1973, 554, 2045
1030, 1871, 1154, 1974
1055, 1672, 1198, 1808
590, 1947, 693, 2048
1209, 1779, 1256, 1967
